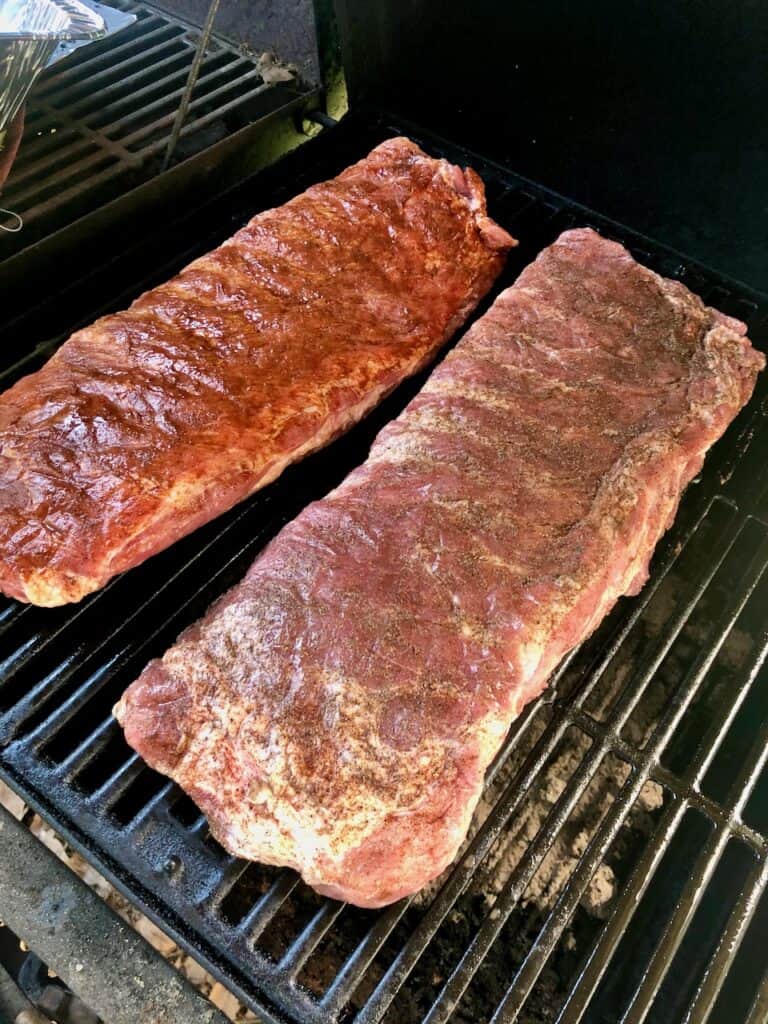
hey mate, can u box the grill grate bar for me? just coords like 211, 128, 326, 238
85, 54, 250, 131
501, 651, 768, 1019
505, 798, 725, 1021
6, 138, 102, 194
575, 711, 768, 853
24, 660, 123, 753
6, 154, 123, 218
88, 751, 143, 805
0, 593, 123, 726
10, 57, 202, 205
242, 873, 300, 940
421, 518, 768, 1024
489, 783, 685, 1024
209, 858, 256, 899
130, 779, 177, 825
0, 337, 68, 390
701, 690, 768, 823
69, 46, 233, 125
555, 687, 768, 1023
682, 652, 768, 793
572, 514, 743, 732
554, 796, 689, 1024
14, 78, 271, 226
186, 815, 209, 837
643, 538, 768, 766
348, 500, 745, 1023
319, 902, 406, 1013
422, 732, 613, 1024
32, 30, 186, 111
746, 970, 768, 1024
3, 649, 108, 741
573, 610, 768, 853
670, 857, 768, 1024
53, 49, 193, 126
16, 612, 186, 747
4, 147, 126, 223
23, 99, 135, 163
32, 16, 171, 93
556, 663, 768, 1019
0, 635, 38, 684
10, 126, 82, 168
106, 61, 261, 144
0, 603, 29, 634
278, 902, 345, 980
622, 828, 732, 1024
117, 70, 266, 149
6, 57, 260, 214
80, 51, 199, 123
58, 716, 119, 777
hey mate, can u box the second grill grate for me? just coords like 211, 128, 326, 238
0, 0, 302, 254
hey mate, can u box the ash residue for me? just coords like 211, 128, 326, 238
351, 706, 668, 1024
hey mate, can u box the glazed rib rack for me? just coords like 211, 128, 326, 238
1, 115, 767, 1024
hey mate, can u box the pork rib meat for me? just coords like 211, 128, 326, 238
115, 228, 764, 907
0, 138, 512, 606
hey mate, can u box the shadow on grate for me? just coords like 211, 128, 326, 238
0, 113, 767, 1024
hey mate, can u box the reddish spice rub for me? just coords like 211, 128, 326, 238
0, 138, 513, 606
115, 229, 764, 907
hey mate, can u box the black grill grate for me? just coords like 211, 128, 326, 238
0, 0, 300, 255
0, 113, 767, 1024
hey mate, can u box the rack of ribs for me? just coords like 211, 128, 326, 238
0, 138, 512, 606
115, 228, 764, 907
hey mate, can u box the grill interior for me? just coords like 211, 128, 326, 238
0, 0, 302, 254
0, 113, 767, 1024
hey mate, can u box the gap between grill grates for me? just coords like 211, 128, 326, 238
0, 113, 767, 1024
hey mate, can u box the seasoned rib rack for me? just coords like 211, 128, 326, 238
0, 137, 510, 606
115, 227, 762, 909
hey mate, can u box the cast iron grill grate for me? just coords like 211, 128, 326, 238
1, 114, 767, 1023
0, 0, 299, 256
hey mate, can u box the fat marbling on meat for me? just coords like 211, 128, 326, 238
0, 138, 513, 606
115, 228, 764, 907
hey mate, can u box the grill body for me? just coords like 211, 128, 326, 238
0, 111, 766, 1024
333, 0, 768, 292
